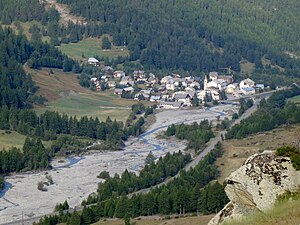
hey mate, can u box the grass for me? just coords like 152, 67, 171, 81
93, 215, 214, 225
240, 60, 255, 74
224, 199, 300, 225
216, 124, 300, 183
0, 130, 51, 150
58, 37, 129, 61
288, 95, 300, 105
28, 67, 135, 121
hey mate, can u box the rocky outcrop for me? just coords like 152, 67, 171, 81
209, 151, 300, 225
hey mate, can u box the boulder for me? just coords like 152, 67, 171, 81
209, 151, 300, 225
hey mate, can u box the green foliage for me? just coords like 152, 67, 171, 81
166, 120, 214, 152
0, 176, 4, 190
97, 171, 110, 180
131, 103, 145, 115
0, 137, 49, 174
102, 36, 112, 49
55, 200, 70, 212
227, 87, 300, 139
145, 151, 155, 165
276, 146, 300, 170
56, 0, 300, 75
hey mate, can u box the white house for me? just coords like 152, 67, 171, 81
114, 70, 125, 78
88, 57, 99, 66
108, 81, 116, 87
161, 76, 174, 84
226, 83, 238, 94
166, 82, 175, 91
239, 78, 255, 90
159, 101, 183, 109
150, 95, 161, 102
114, 88, 123, 95
123, 87, 135, 93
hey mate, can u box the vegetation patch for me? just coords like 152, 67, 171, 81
276, 146, 300, 170
58, 37, 129, 61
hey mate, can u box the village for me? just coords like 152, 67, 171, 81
88, 57, 265, 109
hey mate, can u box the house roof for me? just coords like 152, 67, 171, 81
114, 88, 123, 93
88, 57, 99, 63
160, 101, 183, 107
242, 87, 255, 92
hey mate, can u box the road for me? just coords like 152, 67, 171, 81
129, 94, 266, 196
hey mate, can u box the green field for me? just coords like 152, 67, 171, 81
288, 95, 300, 105
58, 37, 129, 61
35, 92, 132, 122
0, 130, 51, 150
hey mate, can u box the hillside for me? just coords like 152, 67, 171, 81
56, 0, 300, 75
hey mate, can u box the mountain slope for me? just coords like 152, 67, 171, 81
57, 0, 300, 74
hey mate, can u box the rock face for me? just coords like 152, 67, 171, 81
209, 151, 300, 225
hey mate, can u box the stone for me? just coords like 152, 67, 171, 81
209, 151, 300, 225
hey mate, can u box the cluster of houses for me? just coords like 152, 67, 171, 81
88, 58, 264, 109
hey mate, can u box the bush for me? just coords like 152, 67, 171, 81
276, 146, 300, 170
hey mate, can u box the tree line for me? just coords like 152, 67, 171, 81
226, 86, 300, 139
36, 142, 228, 225
166, 120, 214, 153
0, 137, 49, 174
83, 151, 192, 205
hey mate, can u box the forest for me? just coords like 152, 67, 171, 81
226, 86, 300, 139
1, 0, 300, 77
53, 0, 300, 76
0, 137, 49, 174
36, 142, 228, 225
166, 120, 214, 153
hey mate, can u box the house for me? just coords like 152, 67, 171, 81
90, 77, 98, 83
173, 92, 192, 105
134, 93, 150, 100
197, 90, 220, 101
218, 75, 233, 84
88, 57, 100, 66
108, 81, 116, 87
114, 88, 123, 95
120, 76, 134, 86
166, 82, 175, 91
241, 87, 255, 95
226, 83, 238, 94
161, 76, 174, 84
255, 84, 265, 90
174, 78, 187, 87
239, 78, 255, 90
209, 72, 219, 81
114, 70, 125, 78
210, 89, 220, 100
123, 87, 135, 93
150, 95, 161, 102
133, 70, 145, 78
102, 66, 114, 74
159, 101, 183, 109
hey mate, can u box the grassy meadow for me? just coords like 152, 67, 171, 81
58, 37, 129, 61
94, 215, 214, 225
0, 130, 51, 150
288, 95, 300, 105
224, 198, 300, 225
28, 67, 134, 121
